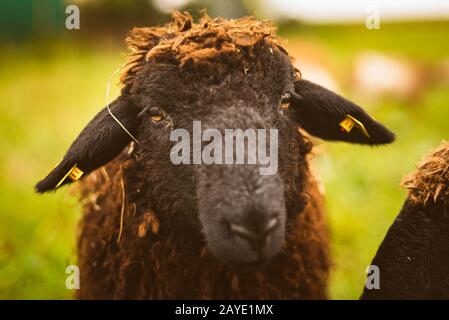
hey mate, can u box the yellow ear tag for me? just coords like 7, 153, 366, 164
55, 163, 84, 189
339, 114, 370, 138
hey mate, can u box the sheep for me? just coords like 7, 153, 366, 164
361, 142, 449, 299
36, 12, 395, 299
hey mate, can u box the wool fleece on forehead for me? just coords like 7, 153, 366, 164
120, 11, 299, 86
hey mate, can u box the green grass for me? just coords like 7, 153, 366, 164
1, 22, 449, 299
0, 42, 123, 299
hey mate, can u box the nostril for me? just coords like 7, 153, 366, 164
228, 216, 280, 250
264, 217, 278, 233
228, 222, 255, 240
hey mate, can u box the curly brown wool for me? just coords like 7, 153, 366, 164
402, 141, 449, 205
120, 11, 293, 87
75, 149, 329, 299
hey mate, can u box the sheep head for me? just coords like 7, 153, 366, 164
36, 12, 395, 269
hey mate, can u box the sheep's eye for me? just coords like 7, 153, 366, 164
147, 107, 164, 123
150, 114, 163, 123
280, 92, 291, 110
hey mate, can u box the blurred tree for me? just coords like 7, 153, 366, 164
187, 0, 249, 19
75, 0, 166, 40
0, 0, 65, 41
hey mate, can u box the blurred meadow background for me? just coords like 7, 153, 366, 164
1, 0, 449, 299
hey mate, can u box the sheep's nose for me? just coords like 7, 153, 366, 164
228, 216, 279, 251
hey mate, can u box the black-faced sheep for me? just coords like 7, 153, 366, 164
36, 12, 395, 299
361, 142, 449, 299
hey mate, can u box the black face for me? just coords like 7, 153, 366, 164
36, 43, 395, 269
128, 46, 301, 268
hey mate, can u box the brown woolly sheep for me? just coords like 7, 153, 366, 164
362, 142, 449, 299
36, 12, 394, 299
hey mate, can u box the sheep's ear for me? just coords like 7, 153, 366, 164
289, 79, 395, 145
35, 96, 140, 193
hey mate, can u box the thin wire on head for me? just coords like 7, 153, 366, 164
105, 65, 140, 144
